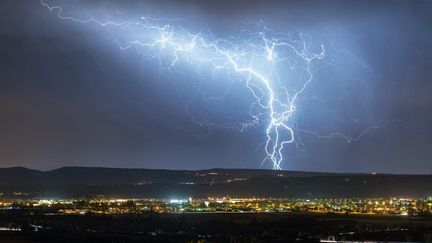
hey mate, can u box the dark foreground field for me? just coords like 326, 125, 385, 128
1, 211, 432, 243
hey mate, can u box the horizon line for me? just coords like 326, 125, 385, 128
0, 165, 430, 175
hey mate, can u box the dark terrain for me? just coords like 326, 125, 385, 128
0, 167, 431, 198
0, 211, 432, 242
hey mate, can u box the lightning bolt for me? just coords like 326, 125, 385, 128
41, 0, 391, 170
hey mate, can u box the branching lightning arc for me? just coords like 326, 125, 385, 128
41, 0, 390, 170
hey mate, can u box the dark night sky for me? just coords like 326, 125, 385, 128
0, 0, 431, 173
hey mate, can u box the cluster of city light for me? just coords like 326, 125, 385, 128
41, 0, 380, 169
2, 198, 432, 216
